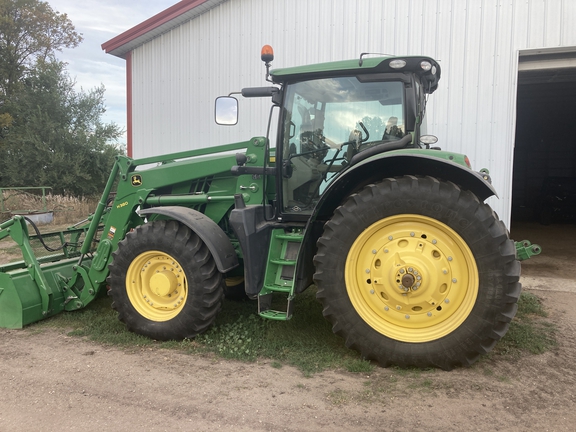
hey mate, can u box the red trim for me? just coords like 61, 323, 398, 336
126, 52, 133, 157
101, 0, 211, 54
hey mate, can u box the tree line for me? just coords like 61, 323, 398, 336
0, 0, 123, 196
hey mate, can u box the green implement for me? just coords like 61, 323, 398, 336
515, 240, 543, 261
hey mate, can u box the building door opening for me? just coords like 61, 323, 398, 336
512, 50, 576, 227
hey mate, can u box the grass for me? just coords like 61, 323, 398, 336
1, 189, 98, 225
30, 288, 556, 376
489, 291, 557, 359
34, 287, 373, 376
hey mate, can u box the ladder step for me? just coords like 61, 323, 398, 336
259, 310, 290, 321
269, 259, 296, 266
274, 233, 303, 242
258, 292, 294, 321
262, 284, 291, 293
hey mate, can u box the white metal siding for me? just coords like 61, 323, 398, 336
130, 0, 576, 225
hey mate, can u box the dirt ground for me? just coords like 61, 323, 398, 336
0, 222, 575, 431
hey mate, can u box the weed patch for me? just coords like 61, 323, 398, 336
488, 292, 557, 359
1, 189, 98, 225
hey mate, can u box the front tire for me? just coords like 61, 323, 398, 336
314, 176, 521, 369
108, 220, 224, 340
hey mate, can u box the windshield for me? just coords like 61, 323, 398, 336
281, 77, 406, 214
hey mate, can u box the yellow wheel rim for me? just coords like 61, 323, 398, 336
225, 276, 245, 287
126, 250, 188, 322
345, 214, 478, 343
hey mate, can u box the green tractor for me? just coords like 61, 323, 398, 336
0, 46, 541, 369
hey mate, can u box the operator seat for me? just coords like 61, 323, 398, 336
383, 116, 400, 140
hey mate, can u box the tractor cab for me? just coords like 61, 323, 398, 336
217, 47, 442, 218
276, 74, 422, 215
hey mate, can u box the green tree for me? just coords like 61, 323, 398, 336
0, 59, 123, 195
0, 0, 82, 98
0, 0, 123, 195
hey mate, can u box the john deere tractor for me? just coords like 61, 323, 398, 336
0, 46, 540, 369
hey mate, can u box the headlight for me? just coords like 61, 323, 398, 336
389, 59, 406, 69
420, 61, 432, 71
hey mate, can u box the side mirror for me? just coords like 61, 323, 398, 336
215, 96, 238, 125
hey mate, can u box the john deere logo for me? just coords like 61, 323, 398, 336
131, 175, 142, 187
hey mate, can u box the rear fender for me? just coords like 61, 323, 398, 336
292, 153, 498, 293
138, 206, 239, 273
314, 153, 497, 221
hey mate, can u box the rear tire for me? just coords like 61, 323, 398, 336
314, 176, 521, 370
108, 220, 224, 340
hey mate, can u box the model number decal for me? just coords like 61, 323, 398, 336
116, 201, 129, 209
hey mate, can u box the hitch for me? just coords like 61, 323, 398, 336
515, 240, 542, 261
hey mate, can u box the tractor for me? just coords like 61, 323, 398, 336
0, 46, 541, 369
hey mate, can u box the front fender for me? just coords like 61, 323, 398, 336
138, 206, 239, 273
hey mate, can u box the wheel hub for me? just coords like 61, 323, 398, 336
150, 270, 178, 297
401, 273, 415, 289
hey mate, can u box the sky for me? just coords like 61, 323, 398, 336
47, 0, 178, 143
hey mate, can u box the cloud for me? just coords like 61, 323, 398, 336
47, 0, 177, 140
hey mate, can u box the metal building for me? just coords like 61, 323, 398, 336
102, 0, 576, 227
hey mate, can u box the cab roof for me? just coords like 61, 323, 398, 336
270, 55, 441, 93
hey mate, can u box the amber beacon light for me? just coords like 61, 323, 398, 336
261, 45, 274, 63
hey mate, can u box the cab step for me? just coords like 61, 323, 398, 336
258, 228, 303, 321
